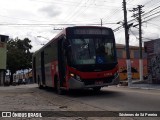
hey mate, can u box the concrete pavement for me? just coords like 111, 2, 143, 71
119, 80, 160, 90
131, 83, 160, 90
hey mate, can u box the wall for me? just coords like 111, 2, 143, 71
116, 44, 148, 81
145, 39, 160, 84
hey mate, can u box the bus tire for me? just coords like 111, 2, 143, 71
38, 81, 43, 89
93, 87, 101, 92
38, 76, 43, 89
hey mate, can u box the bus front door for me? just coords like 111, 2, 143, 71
58, 38, 66, 86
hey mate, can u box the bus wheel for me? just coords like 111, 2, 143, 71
93, 87, 101, 92
56, 80, 64, 95
38, 82, 43, 89
38, 78, 43, 89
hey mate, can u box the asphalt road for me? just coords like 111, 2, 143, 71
0, 84, 160, 120
66, 86, 160, 111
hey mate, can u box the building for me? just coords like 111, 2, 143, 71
0, 35, 9, 86
144, 39, 160, 84
116, 44, 148, 81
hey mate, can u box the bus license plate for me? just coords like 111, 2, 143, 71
95, 81, 103, 85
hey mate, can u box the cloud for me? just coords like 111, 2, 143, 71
39, 5, 61, 18
1, 0, 160, 52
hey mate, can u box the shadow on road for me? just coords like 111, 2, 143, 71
37, 87, 123, 98
67, 89, 123, 98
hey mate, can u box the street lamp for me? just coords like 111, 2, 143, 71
37, 36, 50, 40
37, 36, 50, 45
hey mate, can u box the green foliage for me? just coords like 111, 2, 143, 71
7, 37, 33, 84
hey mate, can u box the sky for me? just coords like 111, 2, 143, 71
0, 0, 160, 52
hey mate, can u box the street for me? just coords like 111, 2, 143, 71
0, 84, 160, 120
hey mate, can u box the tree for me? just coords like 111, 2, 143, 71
17, 38, 32, 70
7, 37, 33, 85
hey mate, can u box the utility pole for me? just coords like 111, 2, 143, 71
138, 5, 144, 81
122, 0, 132, 87
130, 5, 144, 81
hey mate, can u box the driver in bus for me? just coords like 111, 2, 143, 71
96, 45, 108, 64
96, 45, 107, 64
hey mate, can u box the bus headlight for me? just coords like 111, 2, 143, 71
70, 73, 75, 77
70, 73, 81, 81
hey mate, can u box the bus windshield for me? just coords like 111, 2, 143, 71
70, 38, 116, 65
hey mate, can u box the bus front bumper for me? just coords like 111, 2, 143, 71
68, 75, 119, 89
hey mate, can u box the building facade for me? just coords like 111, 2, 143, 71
116, 44, 148, 81
144, 39, 160, 84
0, 35, 8, 86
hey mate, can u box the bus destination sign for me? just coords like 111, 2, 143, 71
73, 28, 110, 35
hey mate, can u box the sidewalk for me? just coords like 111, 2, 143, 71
130, 83, 160, 90
0, 84, 37, 90
119, 80, 160, 90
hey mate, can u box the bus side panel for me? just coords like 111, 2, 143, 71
43, 41, 58, 88
51, 61, 58, 88
44, 63, 52, 87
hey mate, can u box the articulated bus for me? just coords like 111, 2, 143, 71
32, 26, 119, 94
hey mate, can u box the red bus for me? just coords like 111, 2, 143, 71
32, 26, 119, 94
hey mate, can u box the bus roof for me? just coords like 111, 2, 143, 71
33, 29, 66, 56
33, 26, 112, 56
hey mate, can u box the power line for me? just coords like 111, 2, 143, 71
67, 0, 91, 22
0, 23, 118, 29
142, 5, 160, 17
143, 0, 160, 14
143, 13, 160, 22
146, 22, 160, 28
0, 13, 116, 25
64, 0, 85, 23
0, 1, 123, 31
30, 0, 82, 6
143, 10, 160, 20
114, 3, 160, 32
0, 14, 52, 23
144, 0, 155, 5
0, 23, 117, 25
30, 0, 121, 8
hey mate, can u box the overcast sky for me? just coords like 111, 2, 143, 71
0, 0, 160, 52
